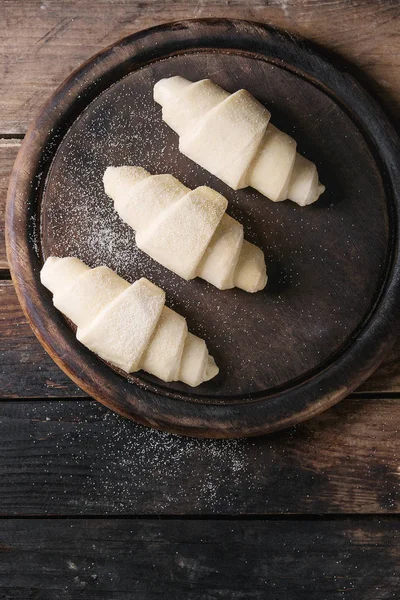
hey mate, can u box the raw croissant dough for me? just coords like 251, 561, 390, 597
104, 166, 267, 292
153, 76, 325, 206
40, 257, 219, 387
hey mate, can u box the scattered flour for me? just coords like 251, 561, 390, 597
38, 55, 382, 397
30, 401, 261, 513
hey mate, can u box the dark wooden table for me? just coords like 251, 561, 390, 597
1, 1, 400, 597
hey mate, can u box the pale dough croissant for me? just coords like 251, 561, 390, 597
40, 257, 219, 387
153, 77, 325, 206
104, 166, 267, 293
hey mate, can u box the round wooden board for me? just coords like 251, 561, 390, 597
6, 19, 400, 437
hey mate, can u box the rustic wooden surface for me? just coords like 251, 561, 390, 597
0, 519, 399, 599
1, 398, 400, 516
7, 18, 400, 437
1, 0, 400, 135
2, 279, 400, 397
0, 140, 19, 270
1, 0, 400, 596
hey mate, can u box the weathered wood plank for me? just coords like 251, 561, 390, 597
0, 281, 84, 397
359, 340, 400, 393
2, 5, 400, 397
1, 398, 400, 515
2, 280, 400, 397
0, 1, 399, 134
0, 139, 20, 269
11, 21, 400, 436
0, 518, 399, 598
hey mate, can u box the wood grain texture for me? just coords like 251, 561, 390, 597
0, 1, 400, 135
0, 4, 399, 595
0, 140, 20, 269
0, 281, 84, 397
6, 18, 400, 436
1, 398, 400, 515
2, 281, 400, 398
1, 4, 400, 397
0, 518, 399, 598
359, 341, 400, 392
40, 46, 392, 399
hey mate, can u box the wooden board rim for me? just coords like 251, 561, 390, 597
5, 18, 400, 437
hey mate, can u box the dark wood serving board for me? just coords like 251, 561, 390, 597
6, 19, 400, 437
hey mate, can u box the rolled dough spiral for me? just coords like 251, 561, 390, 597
104, 166, 267, 293
153, 76, 325, 206
40, 257, 219, 387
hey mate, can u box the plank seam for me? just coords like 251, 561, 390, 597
0, 133, 25, 140
0, 514, 399, 521
2, 393, 400, 401
0, 270, 12, 280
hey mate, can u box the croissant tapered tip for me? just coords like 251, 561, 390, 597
154, 76, 325, 206
154, 76, 191, 105
205, 355, 219, 382
103, 166, 150, 201
253, 271, 268, 293
40, 258, 219, 387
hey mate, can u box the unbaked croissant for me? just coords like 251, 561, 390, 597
153, 77, 325, 206
104, 166, 267, 293
40, 257, 219, 387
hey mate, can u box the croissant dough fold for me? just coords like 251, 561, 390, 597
153, 76, 325, 206
40, 257, 219, 387
104, 166, 267, 293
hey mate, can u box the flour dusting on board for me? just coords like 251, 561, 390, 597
40, 55, 381, 396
